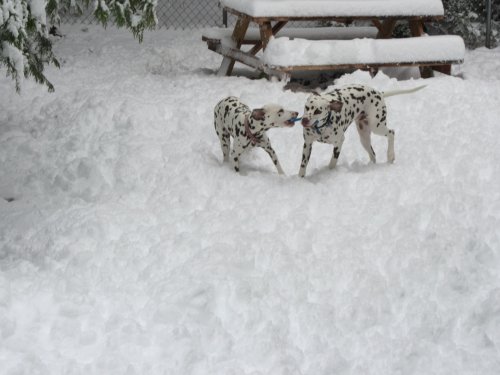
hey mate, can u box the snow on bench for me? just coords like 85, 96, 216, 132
206, 0, 462, 79
262, 35, 465, 70
202, 26, 379, 46
220, 0, 444, 18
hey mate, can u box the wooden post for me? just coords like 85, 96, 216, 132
432, 65, 451, 75
486, 0, 492, 48
409, 20, 424, 37
259, 21, 274, 49
248, 21, 287, 55
371, 19, 383, 32
376, 19, 397, 38
420, 66, 434, 78
217, 16, 250, 76
409, 20, 434, 78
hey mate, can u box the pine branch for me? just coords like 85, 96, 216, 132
1, 0, 158, 93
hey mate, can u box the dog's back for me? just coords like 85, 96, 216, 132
214, 96, 250, 163
214, 96, 250, 137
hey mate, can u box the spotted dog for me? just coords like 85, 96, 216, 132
214, 96, 298, 174
299, 84, 425, 177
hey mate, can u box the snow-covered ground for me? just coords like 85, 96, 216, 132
1, 25, 500, 375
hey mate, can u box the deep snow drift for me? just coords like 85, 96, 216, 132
1, 25, 500, 375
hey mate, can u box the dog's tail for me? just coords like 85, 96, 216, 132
383, 85, 426, 98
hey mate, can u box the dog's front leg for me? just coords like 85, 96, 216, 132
230, 140, 246, 173
328, 137, 345, 169
328, 145, 343, 169
299, 139, 313, 177
260, 142, 285, 175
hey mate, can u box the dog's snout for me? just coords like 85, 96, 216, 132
301, 118, 310, 126
293, 111, 299, 117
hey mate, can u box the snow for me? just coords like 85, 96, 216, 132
263, 35, 465, 66
1, 40, 24, 84
220, 0, 445, 18
1, 0, 24, 38
28, 0, 47, 28
203, 26, 379, 42
1, 24, 500, 375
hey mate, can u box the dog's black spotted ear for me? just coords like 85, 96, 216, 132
251, 108, 266, 121
329, 101, 343, 112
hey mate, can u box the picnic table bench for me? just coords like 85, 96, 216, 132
202, 0, 465, 80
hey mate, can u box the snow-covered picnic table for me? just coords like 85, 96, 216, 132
202, 0, 465, 79
220, 0, 445, 18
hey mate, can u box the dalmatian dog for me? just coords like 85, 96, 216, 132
214, 96, 299, 174
299, 84, 425, 177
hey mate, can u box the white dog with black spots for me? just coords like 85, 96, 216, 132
214, 96, 299, 174
299, 84, 425, 177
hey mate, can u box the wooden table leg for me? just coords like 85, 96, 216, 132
259, 21, 274, 50
409, 20, 424, 36
376, 19, 397, 38
409, 20, 429, 77
409, 20, 450, 77
257, 21, 290, 80
217, 16, 250, 76
248, 21, 287, 55
433, 65, 452, 75
371, 19, 383, 32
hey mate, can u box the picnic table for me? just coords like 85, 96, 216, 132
202, 0, 465, 79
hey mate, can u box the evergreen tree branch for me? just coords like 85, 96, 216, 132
1, 0, 157, 93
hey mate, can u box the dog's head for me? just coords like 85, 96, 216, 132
301, 94, 343, 129
250, 104, 299, 130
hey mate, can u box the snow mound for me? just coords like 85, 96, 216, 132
1, 25, 500, 375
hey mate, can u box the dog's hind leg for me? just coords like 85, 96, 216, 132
214, 118, 230, 162
221, 129, 231, 162
372, 127, 395, 163
230, 140, 246, 172
369, 112, 395, 163
356, 114, 376, 163
384, 128, 395, 163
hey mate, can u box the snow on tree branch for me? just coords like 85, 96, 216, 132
0, 0, 157, 92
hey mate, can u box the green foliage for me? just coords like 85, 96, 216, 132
0, 0, 157, 93
95, 0, 157, 42
437, 0, 499, 48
